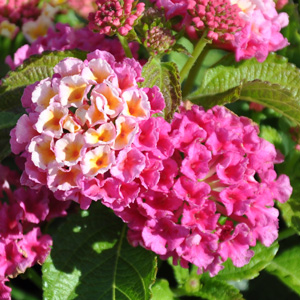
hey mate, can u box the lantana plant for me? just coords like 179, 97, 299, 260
0, 0, 300, 299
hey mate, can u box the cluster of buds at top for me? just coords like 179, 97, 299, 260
88, 0, 145, 36
139, 8, 176, 55
187, 0, 246, 41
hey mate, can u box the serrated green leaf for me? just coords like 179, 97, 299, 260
191, 84, 243, 109
191, 273, 244, 300
266, 245, 300, 296
42, 204, 157, 300
215, 242, 279, 281
0, 50, 87, 111
278, 183, 300, 234
141, 57, 181, 122
151, 279, 177, 300
189, 53, 300, 125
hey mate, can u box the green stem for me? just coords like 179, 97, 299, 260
182, 47, 209, 98
117, 33, 133, 58
278, 228, 296, 242
180, 31, 209, 84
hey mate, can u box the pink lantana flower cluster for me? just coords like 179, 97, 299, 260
116, 105, 292, 275
10, 50, 165, 210
6, 23, 139, 70
231, 0, 289, 62
150, 0, 289, 62
0, 164, 70, 299
88, 0, 145, 36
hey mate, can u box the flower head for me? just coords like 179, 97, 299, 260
88, 0, 145, 36
117, 105, 292, 275
11, 50, 165, 210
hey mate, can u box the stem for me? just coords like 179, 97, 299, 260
180, 31, 209, 84
182, 47, 209, 98
278, 228, 296, 242
117, 33, 133, 58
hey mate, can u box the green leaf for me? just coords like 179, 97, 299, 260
151, 279, 177, 300
42, 204, 157, 300
215, 242, 279, 281
141, 57, 182, 122
278, 183, 300, 234
266, 245, 300, 296
192, 273, 244, 300
189, 53, 300, 125
0, 112, 22, 130
0, 50, 87, 111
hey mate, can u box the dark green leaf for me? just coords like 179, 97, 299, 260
189, 53, 300, 125
141, 57, 182, 122
0, 50, 87, 111
0, 111, 22, 130
42, 204, 157, 300
215, 242, 279, 281
266, 245, 300, 296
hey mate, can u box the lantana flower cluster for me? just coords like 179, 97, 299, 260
116, 105, 292, 275
10, 50, 165, 210
88, 0, 145, 36
150, 0, 289, 62
6, 23, 139, 70
0, 164, 70, 299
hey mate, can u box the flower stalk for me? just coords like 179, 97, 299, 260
180, 31, 209, 84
